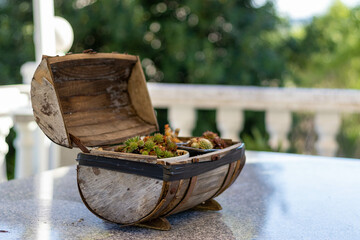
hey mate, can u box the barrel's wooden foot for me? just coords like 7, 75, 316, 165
192, 199, 222, 211
134, 217, 171, 231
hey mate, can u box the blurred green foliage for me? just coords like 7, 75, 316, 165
5, 128, 16, 179
286, 1, 360, 89
55, 0, 287, 86
0, 0, 34, 84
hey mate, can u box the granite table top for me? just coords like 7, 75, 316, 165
0, 151, 359, 240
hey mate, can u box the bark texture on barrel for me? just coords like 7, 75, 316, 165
77, 142, 245, 225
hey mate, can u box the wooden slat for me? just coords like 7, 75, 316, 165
128, 58, 159, 128
52, 66, 133, 83
76, 124, 158, 147
56, 79, 128, 98
50, 58, 135, 77
47, 53, 138, 64
132, 181, 170, 224
169, 165, 228, 214
165, 158, 199, 215
214, 154, 246, 197
31, 58, 70, 147
63, 106, 136, 128
90, 149, 158, 163
70, 116, 149, 139
59, 92, 131, 114
169, 142, 243, 165
212, 162, 237, 198
147, 180, 180, 220
189, 170, 228, 196
161, 179, 190, 216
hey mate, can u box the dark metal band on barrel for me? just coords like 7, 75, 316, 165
76, 144, 245, 181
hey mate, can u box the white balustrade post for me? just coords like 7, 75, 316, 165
265, 110, 292, 151
49, 142, 61, 169
168, 106, 196, 136
314, 112, 341, 157
13, 114, 37, 178
33, 0, 56, 61
33, 128, 51, 174
216, 107, 243, 141
0, 117, 13, 182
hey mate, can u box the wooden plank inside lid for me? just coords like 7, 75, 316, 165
31, 53, 159, 148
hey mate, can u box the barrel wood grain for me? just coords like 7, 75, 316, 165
77, 124, 157, 147
169, 164, 229, 214
70, 116, 147, 137
161, 179, 190, 216
77, 165, 163, 224
64, 106, 137, 128
31, 58, 70, 147
90, 149, 158, 163
128, 58, 159, 129
147, 180, 181, 220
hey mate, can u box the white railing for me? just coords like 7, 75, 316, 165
1, 83, 360, 181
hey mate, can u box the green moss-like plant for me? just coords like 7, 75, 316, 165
116, 133, 179, 159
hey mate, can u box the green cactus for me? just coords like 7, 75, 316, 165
142, 151, 149, 155
198, 138, 213, 149
165, 140, 177, 151
127, 142, 139, 152
138, 140, 145, 147
191, 142, 200, 148
125, 136, 140, 146
163, 150, 175, 158
153, 133, 164, 144
144, 140, 155, 151
154, 147, 164, 157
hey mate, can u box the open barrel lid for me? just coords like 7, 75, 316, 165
31, 52, 159, 148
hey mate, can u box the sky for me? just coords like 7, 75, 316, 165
256, 0, 360, 20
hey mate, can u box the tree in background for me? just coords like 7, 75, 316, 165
286, 0, 360, 89
0, 0, 34, 85
285, 0, 360, 157
56, 0, 287, 86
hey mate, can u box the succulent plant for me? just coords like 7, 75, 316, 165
191, 142, 200, 148
128, 142, 139, 152
153, 133, 164, 144
202, 131, 218, 140
144, 140, 155, 151
198, 138, 213, 149
164, 124, 181, 143
202, 131, 228, 149
163, 150, 175, 158
138, 140, 145, 147
186, 137, 213, 149
115, 132, 179, 159
124, 136, 140, 146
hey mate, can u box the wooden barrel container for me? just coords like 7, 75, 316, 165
31, 52, 246, 230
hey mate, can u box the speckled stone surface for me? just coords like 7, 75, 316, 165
1, 151, 360, 240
